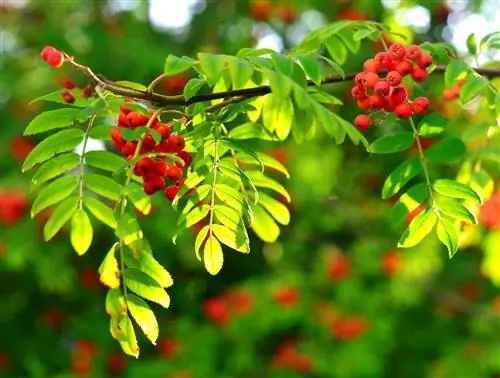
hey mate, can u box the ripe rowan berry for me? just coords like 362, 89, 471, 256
390, 86, 408, 105
351, 85, 366, 100
411, 67, 429, 82
153, 176, 166, 191
176, 150, 192, 168
143, 133, 156, 149
136, 157, 155, 175
395, 59, 414, 76
61, 91, 75, 104
126, 111, 149, 128
354, 114, 371, 130
83, 85, 92, 98
166, 165, 183, 181
412, 97, 430, 115
374, 52, 393, 69
155, 123, 172, 140
62, 79, 75, 89
416, 52, 433, 68
154, 161, 168, 176
121, 141, 138, 156
386, 71, 402, 86
41, 46, 57, 61
354, 73, 365, 85
361, 72, 379, 89
46, 49, 64, 68
443, 87, 460, 101
167, 134, 186, 153
381, 251, 401, 276
363, 58, 379, 73
369, 94, 386, 109
357, 97, 371, 110
394, 102, 413, 118
143, 180, 157, 195
374, 81, 390, 96
406, 45, 421, 60
164, 185, 180, 201
388, 43, 406, 60
110, 127, 124, 144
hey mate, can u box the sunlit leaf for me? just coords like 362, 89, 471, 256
70, 209, 93, 255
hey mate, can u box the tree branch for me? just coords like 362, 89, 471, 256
63, 53, 500, 111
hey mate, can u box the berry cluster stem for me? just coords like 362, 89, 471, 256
409, 117, 435, 204
77, 115, 96, 209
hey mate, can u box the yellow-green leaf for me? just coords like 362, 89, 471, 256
204, 233, 224, 276
98, 243, 120, 288
70, 209, 93, 255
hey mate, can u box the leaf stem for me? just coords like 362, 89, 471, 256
77, 115, 96, 209
409, 117, 435, 204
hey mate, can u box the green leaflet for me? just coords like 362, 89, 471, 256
24, 108, 85, 135
70, 209, 93, 255
398, 207, 437, 248
31, 175, 78, 217
43, 196, 78, 241
203, 233, 224, 276
124, 268, 170, 309
22, 129, 85, 172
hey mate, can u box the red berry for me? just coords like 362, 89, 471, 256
154, 161, 168, 176
369, 94, 386, 109
273, 286, 299, 307
363, 58, 379, 73
117, 113, 129, 127
166, 166, 183, 181
411, 67, 429, 82
395, 59, 414, 76
62, 79, 75, 89
204, 297, 230, 325
136, 157, 155, 174
412, 97, 430, 115
83, 85, 92, 98
107, 353, 126, 375
357, 97, 371, 110
443, 86, 460, 101
127, 111, 150, 128
61, 91, 75, 104
249, 0, 271, 22
328, 254, 351, 280
143, 133, 156, 149
143, 180, 157, 195
121, 141, 138, 156
416, 52, 433, 68
361, 72, 379, 90
386, 71, 402, 86
166, 134, 185, 153
46, 49, 64, 68
110, 127, 124, 144
374, 81, 390, 96
388, 43, 407, 60
155, 123, 172, 140
381, 251, 401, 276
406, 45, 421, 60
354, 115, 371, 130
354, 73, 365, 85
41, 45, 56, 61
164, 185, 180, 201
390, 87, 408, 105
153, 176, 166, 191
176, 151, 192, 168
394, 102, 413, 118
374, 52, 393, 69
351, 85, 366, 100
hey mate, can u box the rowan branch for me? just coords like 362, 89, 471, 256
63, 53, 500, 111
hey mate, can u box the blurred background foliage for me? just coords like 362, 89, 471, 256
1, 0, 500, 377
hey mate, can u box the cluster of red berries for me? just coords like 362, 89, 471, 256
41, 45, 65, 68
204, 289, 254, 326
352, 43, 433, 131
110, 101, 192, 199
60, 79, 93, 104
271, 341, 312, 373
